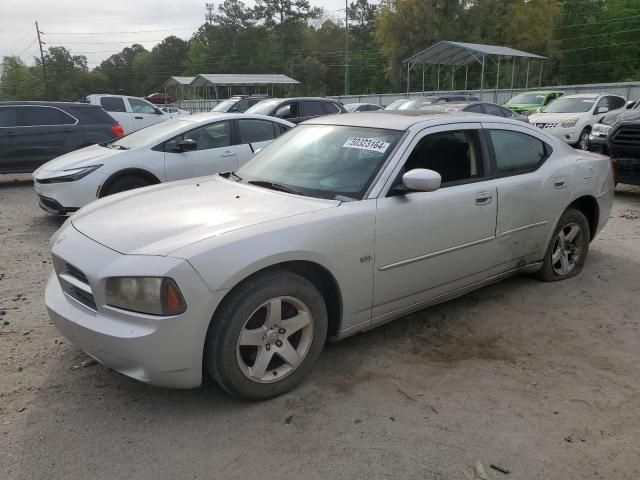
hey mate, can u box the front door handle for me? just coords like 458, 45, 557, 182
554, 177, 567, 188
475, 191, 492, 205
134, 116, 143, 120
220, 151, 235, 157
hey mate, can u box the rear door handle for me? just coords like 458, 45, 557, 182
554, 177, 567, 188
220, 151, 235, 157
475, 191, 492, 205
134, 116, 143, 120
7, 131, 16, 136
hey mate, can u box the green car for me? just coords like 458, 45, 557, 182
504, 91, 565, 115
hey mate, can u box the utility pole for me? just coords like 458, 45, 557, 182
344, 0, 349, 96
35, 22, 47, 93
205, 3, 215, 25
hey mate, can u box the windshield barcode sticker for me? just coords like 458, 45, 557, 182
343, 137, 390, 153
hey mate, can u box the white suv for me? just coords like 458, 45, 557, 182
529, 93, 627, 149
86, 94, 169, 134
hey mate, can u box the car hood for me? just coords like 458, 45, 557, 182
33, 144, 125, 177
71, 175, 339, 256
601, 108, 640, 126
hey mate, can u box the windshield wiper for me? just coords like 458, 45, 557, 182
247, 180, 305, 196
107, 143, 128, 150
229, 171, 243, 182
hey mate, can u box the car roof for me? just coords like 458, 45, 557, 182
183, 112, 293, 125
561, 93, 601, 99
0, 101, 102, 108
258, 97, 340, 103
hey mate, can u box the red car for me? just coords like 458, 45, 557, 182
145, 93, 173, 105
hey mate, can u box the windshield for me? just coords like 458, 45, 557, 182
542, 97, 596, 113
344, 104, 359, 112
398, 98, 436, 110
107, 119, 193, 149
236, 124, 404, 200
508, 93, 547, 105
384, 99, 407, 110
211, 99, 237, 112
246, 99, 281, 115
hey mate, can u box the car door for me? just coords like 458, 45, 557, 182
13, 106, 82, 171
98, 96, 133, 133
372, 123, 498, 322
484, 122, 572, 270
236, 118, 280, 165
163, 120, 238, 180
127, 97, 166, 131
0, 107, 18, 172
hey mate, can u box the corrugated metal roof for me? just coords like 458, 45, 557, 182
190, 74, 300, 87
406, 41, 547, 66
162, 76, 196, 88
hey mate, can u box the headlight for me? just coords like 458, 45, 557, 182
38, 165, 102, 184
560, 118, 578, 128
591, 123, 612, 136
105, 277, 186, 316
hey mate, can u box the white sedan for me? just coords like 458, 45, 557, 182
161, 106, 191, 117
32, 113, 294, 214
45, 112, 613, 400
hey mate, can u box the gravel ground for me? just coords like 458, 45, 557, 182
1, 173, 640, 480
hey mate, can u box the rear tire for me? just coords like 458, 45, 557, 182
205, 269, 328, 401
536, 208, 590, 282
102, 175, 153, 196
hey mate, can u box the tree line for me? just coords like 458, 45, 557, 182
1, 0, 639, 102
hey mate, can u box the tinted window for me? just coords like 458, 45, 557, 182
100, 97, 127, 113
231, 99, 249, 112
0, 107, 17, 127
490, 130, 547, 173
609, 96, 626, 110
465, 104, 483, 113
182, 121, 231, 150
274, 103, 298, 119
302, 101, 324, 117
404, 130, 483, 185
238, 119, 276, 144
70, 106, 113, 124
483, 103, 506, 117
16, 106, 68, 126
499, 106, 515, 118
323, 102, 342, 114
128, 97, 156, 114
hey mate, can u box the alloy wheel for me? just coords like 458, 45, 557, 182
236, 296, 314, 383
551, 222, 584, 276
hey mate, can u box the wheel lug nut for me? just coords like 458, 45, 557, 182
265, 343, 271, 351
276, 340, 283, 347
278, 328, 286, 334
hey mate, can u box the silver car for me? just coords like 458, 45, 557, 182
45, 111, 614, 400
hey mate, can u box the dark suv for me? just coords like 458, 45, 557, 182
607, 117, 640, 186
0, 101, 122, 174
246, 97, 346, 123
211, 95, 270, 113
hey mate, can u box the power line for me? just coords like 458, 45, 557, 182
559, 38, 640, 52
44, 27, 200, 35
554, 13, 640, 29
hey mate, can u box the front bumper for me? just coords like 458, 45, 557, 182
534, 126, 581, 145
33, 170, 108, 214
46, 223, 226, 389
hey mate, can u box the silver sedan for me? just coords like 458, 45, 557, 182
45, 111, 614, 400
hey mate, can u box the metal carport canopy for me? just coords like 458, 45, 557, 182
161, 76, 196, 89
190, 74, 300, 87
403, 41, 547, 94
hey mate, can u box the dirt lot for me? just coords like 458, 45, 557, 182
1, 174, 640, 480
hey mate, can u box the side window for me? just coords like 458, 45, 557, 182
610, 96, 626, 110
128, 97, 156, 114
302, 101, 324, 117
489, 129, 548, 174
0, 107, 17, 127
274, 103, 298, 119
237, 119, 276, 144
544, 95, 555, 105
232, 99, 249, 112
16, 106, 66, 126
465, 104, 483, 113
499, 106, 515, 118
100, 97, 127, 113
277, 123, 291, 135
483, 103, 506, 117
595, 97, 609, 111
323, 102, 342, 114
177, 121, 231, 151
403, 130, 483, 185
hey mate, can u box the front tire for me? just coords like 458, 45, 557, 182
577, 129, 590, 150
102, 175, 153, 196
205, 270, 328, 400
536, 208, 590, 282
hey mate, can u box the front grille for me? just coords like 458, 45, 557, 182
535, 122, 558, 129
52, 256, 97, 312
610, 124, 640, 147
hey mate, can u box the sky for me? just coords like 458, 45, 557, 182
0, 0, 351, 68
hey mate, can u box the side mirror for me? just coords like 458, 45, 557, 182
596, 106, 609, 114
177, 139, 197, 152
154, 107, 164, 115
402, 169, 441, 192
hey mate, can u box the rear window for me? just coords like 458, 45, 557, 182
323, 102, 342, 114
302, 101, 324, 117
69, 106, 114, 124
0, 107, 17, 127
16, 106, 74, 126
100, 97, 127, 113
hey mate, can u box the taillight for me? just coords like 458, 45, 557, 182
111, 124, 124, 138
